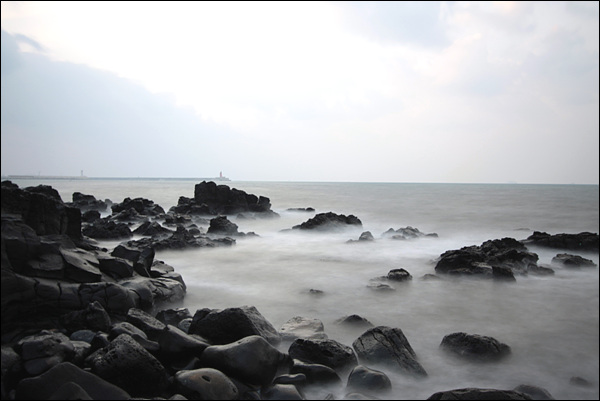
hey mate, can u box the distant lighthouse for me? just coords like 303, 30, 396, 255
220, 171, 223, 178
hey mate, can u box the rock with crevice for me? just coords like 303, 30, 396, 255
352, 326, 427, 378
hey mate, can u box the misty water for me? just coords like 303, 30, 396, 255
10, 179, 600, 400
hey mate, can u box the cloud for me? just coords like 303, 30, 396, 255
1, 29, 233, 178
338, 1, 450, 48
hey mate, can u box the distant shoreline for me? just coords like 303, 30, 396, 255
3, 175, 231, 182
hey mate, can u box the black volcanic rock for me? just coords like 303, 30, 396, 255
551, 253, 597, 268
188, 305, 281, 346
111, 197, 165, 216
293, 212, 362, 231
352, 326, 427, 378
440, 332, 511, 362
70, 192, 109, 212
192, 181, 278, 216
2, 181, 81, 239
383, 226, 438, 239
207, 215, 240, 235
522, 231, 599, 253
435, 237, 540, 277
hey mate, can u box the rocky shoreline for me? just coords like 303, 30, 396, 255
1, 180, 598, 400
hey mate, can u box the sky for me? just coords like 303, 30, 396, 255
1, 1, 598, 184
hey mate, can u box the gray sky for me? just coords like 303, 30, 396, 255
1, 1, 598, 184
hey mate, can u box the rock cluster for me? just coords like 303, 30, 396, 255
171, 180, 279, 218
292, 212, 362, 231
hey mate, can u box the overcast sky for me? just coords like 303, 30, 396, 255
1, 2, 598, 184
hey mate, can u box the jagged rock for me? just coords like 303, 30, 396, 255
81, 210, 101, 223
522, 231, 599, 253
111, 197, 165, 216
174, 368, 239, 400
199, 335, 287, 386
207, 215, 240, 235
155, 307, 192, 327
16, 331, 75, 376
280, 316, 328, 341
440, 332, 511, 362
288, 338, 358, 374
293, 212, 362, 231
492, 266, 516, 282
383, 226, 438, 240
1, 182, 81, 239
194, 181, 276, 215
188, 305, 281, 346
82, 219, 132, 240
125, 225, 236, 251
85, 333, 169, 397
352, 326, 427, 378
69, 192, 109, 212
551, 253, 597, 268
348, 231, 375, 243
97, 255, 134, 279
427, 387, 531, 400
59, 301, 112, 333
126, 308, 166, 341
435, 237, 540, 277
133, 221, 173, 236
111, 244, 154, 277
15, 362, 130, 400
346, 365, 392, 394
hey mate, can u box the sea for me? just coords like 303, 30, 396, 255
6, 178, 600, 400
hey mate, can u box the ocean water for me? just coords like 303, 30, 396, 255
8, 178, 600, 400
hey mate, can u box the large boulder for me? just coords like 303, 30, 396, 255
193, 181, 276, 216
352, 326, 427, 378
288, 338, 358, 374
346, 365, 392, 395
15, 362, 130, 400
199, 335, 287, 386
279, 316, 328, 341
292, 212, 362, 231
174, 368, 239, 400
440, 332, 511, 362
188, 305, 281, 346
82, 219, 132, 240
522, 231, 599, 253
16, 331, 75, 376
85, 333, 169, 397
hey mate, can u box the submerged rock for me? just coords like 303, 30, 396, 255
522, 231, 599, 253
551, 253, 597, 268
280, 316, 328, 341
427, 388, 532, 400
